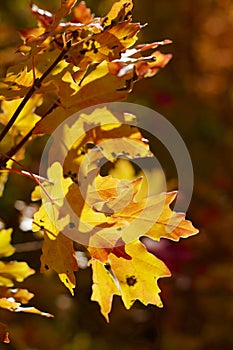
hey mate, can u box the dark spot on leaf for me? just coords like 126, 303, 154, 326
93, 48, 98, 54
111, 45, 119, 50
123, 36, 128, 40
126, 275, 137, 286
44, 264, 49, 270
69, 222, 75, 229
116, 227, 122, 231
111, 151, 116, 157
80, 49, 88, 55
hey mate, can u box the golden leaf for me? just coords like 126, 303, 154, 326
40, 231, 78, 295
90, 258, 120, 322
0, 229, 15, 258
108, 240, 171, 309
0, 261, 34, 287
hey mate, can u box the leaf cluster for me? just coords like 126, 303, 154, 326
0, 0, 198, 342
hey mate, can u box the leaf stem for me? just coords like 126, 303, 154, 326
0, 42, 70, 143
6, 101, 59, 159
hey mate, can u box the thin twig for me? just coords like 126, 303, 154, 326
6, 101, 59, 160
0, 42, 71, 144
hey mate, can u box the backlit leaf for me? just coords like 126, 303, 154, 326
40, 231, 78, 295
0, 286, 34, 304
0, 297, 53, 318
90, 240, 171, 320
0, 229, 15, 258
0, 95, 42, 139
0, 261, 34, 287
108, 240, 171, 309
101, 0, 133, 28
90, 258, 120, 322
72, 1, 95, 24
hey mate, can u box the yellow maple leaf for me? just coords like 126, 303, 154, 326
0, 95, 42, 139
0, 229, 15, 258
0, 261, 34, 287
32, 162, 78, 294
109, 240, 171, 309
90, 240, 171, 321
90, 258, 120, 322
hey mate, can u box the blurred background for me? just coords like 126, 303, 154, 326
0, 0, 233, 349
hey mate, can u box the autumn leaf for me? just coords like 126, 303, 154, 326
90, 240, 171, 321
0, 322, 10, 344
0, 229, 15, 258
0, 95, 42, 139
0, 297, 53, 317
91, 182, 198, 245
48, 0, 78, 32
0, 261, 34, 287
72, 1, 94, 24
101, 0, 133, 28
0, 228, 53, 331
144, 192, 199, 242
0, 0, 201, 329
61, 108, 151, 186
33, 61, 136, 134
67, 21, 140, 66
40, 231, 78, 295
90, 258, 120, 322
0, 65, 35, 100
32, 163, 78, 294
109, 240, 171, 309
0, 286, 34, 304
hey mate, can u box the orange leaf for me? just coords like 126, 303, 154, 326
0, 322, 10, 343
0, 286, 34, 304
0, 297, 53, 317
72, 1, 95, 24
40, 231, 78, 295
101, 0, 133, 28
